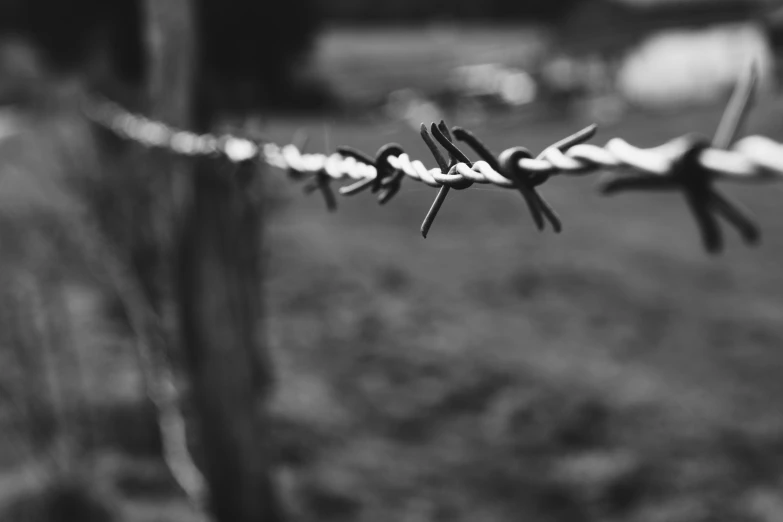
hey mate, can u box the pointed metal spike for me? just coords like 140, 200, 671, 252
520, 188, 545, 231
420, 123, 456, 238
453, 127, 502, 171
337, 146, 376, 166
437, 120, 453, 142
546, 124, 598, 154
525, 124, 598, 187
378, 181, 402, 205
430, 123, 472, 165
339, 177, 375, 196
381, 170, 405, 188
709, 187, 760, 245
713, 60, 759, 149
302, 179, 319, 194
421, 186, 451, 238
420, 124, 450, 172
535, 193, 562, 233
436, 121, 457, 164
318, 177, 338, 212
683, 190, 723, 254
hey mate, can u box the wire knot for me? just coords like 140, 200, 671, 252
337, 143, 406, 204
295, 133, 337, 211
600, 133, 760, 253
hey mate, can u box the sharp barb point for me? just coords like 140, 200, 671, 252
431, 123, 472, 165
535, 192, 562, 233
710, 188, 761, 245
453, 126, 501, 171
421, 125, 450, 172
421, 185, 451, 238
683, 190, 723, 254
713, 59, 759, 148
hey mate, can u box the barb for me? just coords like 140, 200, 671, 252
420, 121, 466, 238
599, 60, 761, 253
80, 64, 783, 254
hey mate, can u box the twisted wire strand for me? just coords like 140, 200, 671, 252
79, 60, 781, 254
81, 93, 783, 191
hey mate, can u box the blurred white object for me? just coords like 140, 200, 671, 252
450, 63, 538, 106
386, 88, 443, 130
498, 71, 537, 105
617, 23, 774, 108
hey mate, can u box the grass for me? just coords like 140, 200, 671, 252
2, 25, 783, 522
258, 99, 783, 522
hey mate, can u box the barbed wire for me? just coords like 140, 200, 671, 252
81, 62, 783, 254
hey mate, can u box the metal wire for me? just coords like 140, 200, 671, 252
80, 63, 782, 254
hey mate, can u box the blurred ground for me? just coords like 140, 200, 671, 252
2, 26, 783, 522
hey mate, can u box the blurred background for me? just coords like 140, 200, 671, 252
1, 0, 783, 521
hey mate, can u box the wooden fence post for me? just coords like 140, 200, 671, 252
142, 1, 284, 521
177, 154, 283, 522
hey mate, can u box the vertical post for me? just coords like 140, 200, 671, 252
143, 0, 196, 130
177, 158, 282, 522
140, 0, 197, 311
142, 1, 284, 521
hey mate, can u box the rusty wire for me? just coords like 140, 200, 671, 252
80, 62, 783, 254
